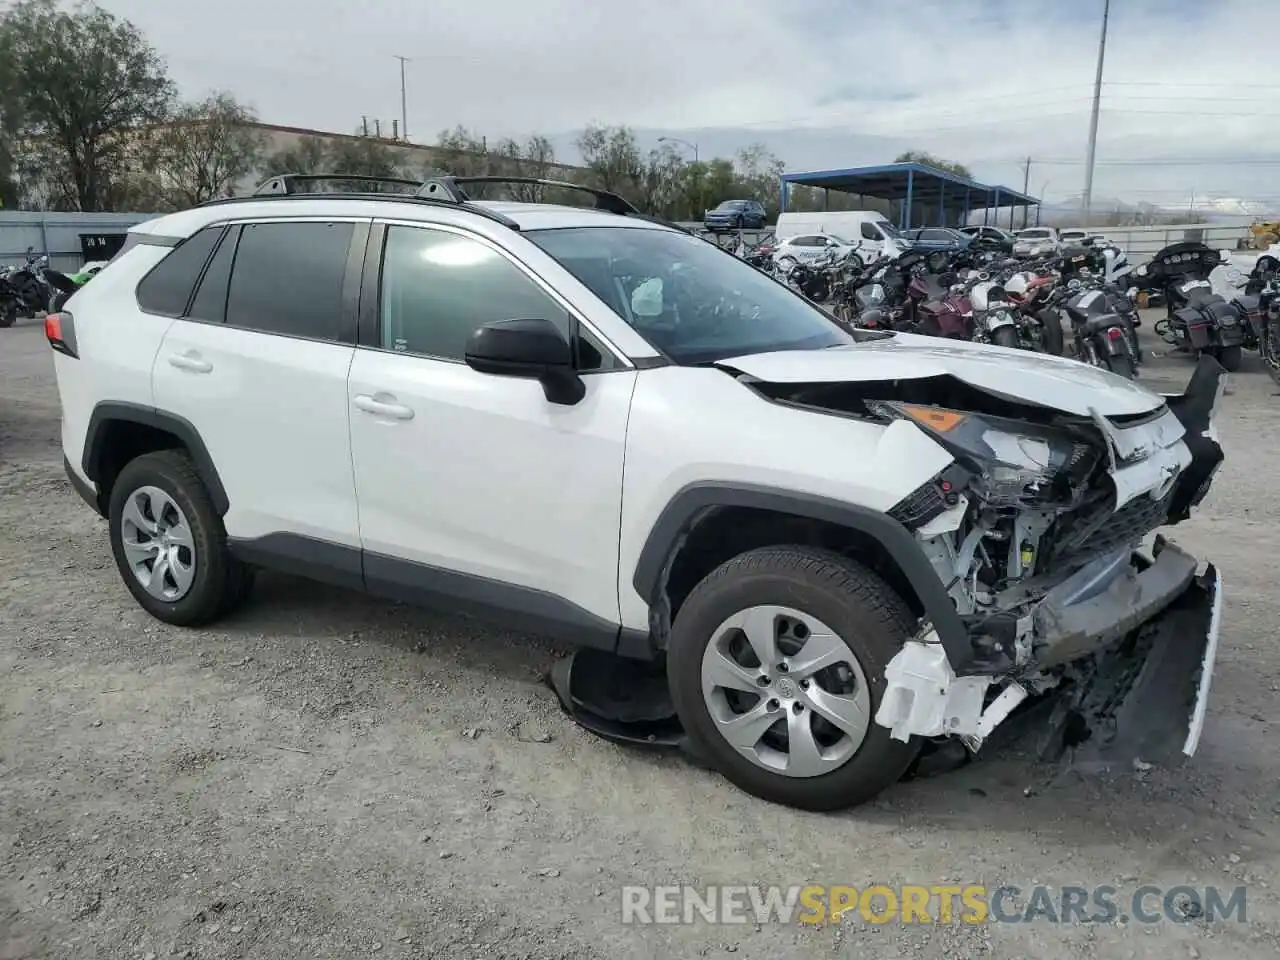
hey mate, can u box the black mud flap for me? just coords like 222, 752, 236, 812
1039, 565, 1222, 766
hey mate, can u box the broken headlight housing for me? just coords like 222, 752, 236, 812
876, 402, 1095, 507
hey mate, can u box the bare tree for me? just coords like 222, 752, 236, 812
494, 135, 558, 201
262, 135, 331, 177
146, 93, 265, 205
575, 124, 644, 197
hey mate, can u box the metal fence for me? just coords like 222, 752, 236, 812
0, 211, 161, 272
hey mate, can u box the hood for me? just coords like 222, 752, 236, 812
717, 333, 1165, 417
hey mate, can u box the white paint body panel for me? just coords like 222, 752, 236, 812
719, 335, 1166, 417
152, 320, 361, 545
347, 350, 636, 625
616, 367, 954, 629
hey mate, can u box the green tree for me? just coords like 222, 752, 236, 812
0, 27, 21, 208
146, 92, 265, 206
575, 124, 644, 197
3, 0, 174, 210
326, 131, 407, 181
894, 150, 972, 180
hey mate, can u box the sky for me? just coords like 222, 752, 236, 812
102, 0, 1280, 212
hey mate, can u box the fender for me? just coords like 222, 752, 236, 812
82, 401, 229, 516
630, 482, 973, 671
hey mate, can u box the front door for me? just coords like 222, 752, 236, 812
346, 222, 636, 638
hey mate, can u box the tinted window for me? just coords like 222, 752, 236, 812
135, 226, 222, 316
861, 222, 881, 240
528, 226, 850, 365
379, 226, 572, 362
187, 226, 239, 324
225, 221, 354, 341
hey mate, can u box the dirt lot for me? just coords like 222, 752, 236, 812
2, 316, 1279, 960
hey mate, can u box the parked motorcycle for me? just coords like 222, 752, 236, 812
1042, 279, 1142, 379
1139, 242, 1249, 371
1258, 274, 1280, 387
0, 247, 55, 326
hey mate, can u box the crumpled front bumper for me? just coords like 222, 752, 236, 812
875, 558, 1223, 762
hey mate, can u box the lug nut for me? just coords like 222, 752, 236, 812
767, 699, 780, 712
756, 675, 770, 687
792, 702, 804, 714
776, 662, 789, 674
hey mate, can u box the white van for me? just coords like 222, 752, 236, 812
774, 211, 909, 260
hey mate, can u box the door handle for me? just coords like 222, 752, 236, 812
168, 352, 212, 373
353, 394, 414, 420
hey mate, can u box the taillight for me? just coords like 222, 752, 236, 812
1106, 326, 1124, 340
45, 310, 78, 358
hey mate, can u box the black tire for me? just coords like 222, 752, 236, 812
992, 325, 1019, 348
1214, 345, 1243, 372
108, 450, 253, 626
0, 303, 15, 328
1038, 310, 1065, 356
667, 546, 921, 811
1103, 351, 1136, 379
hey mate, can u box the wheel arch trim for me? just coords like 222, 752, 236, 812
630, 482, 972, 670
82, 401, 230, 516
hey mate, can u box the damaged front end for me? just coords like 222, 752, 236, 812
873, 354, 1227, 765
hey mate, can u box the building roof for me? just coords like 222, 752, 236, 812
781, 162, 1038, 210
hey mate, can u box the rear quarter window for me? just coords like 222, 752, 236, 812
135, 226, 225, 317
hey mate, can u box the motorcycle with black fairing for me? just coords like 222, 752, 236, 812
1138, 241, 1252, 371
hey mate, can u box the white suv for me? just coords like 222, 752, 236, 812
48, 175, 1226, 811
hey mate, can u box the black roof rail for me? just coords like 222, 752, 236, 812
197, 190, 521, 231
418, 176, 640, 216
252, 173, 425, 196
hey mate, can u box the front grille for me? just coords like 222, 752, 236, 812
1051, 489, 1174, 565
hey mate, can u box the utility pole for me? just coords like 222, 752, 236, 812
394, 55, 411, 141
1021, 157, 1032, 229
1081, 0, 1111, 225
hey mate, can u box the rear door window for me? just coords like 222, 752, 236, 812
224, 221, 356, 342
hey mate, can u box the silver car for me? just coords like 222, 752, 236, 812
1012, 226, 1061, 258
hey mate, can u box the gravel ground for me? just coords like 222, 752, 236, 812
2, 314, 1279, 960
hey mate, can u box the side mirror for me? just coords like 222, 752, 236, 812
464, 318, 585, 405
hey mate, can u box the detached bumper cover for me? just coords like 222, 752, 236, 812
1049, 563, 1222, 762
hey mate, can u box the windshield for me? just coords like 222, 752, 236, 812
1018, 229, 1051, 240
716, 201, 747, 211
876, 221, 903, 240
527, 226, 852, 364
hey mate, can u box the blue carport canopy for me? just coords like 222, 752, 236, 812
779, 162, 1039, 230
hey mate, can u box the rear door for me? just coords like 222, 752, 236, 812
150, 218, 368, 568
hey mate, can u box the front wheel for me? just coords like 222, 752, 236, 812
0, 302, 16, 328
667, 546, 920, 811
991, 325, 1019, 348
1038, 310, 1065, 356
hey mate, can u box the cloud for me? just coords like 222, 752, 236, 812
103, 0, 1280, 208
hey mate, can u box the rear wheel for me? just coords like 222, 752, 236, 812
1038, 310, 1066, 355
992, 325, 1019, 349
667, 546, 919, 811
108, 450, 254, 626
1214, 345, 1243, 372
0, 302, 15, 328
1103, 351, 1136, 379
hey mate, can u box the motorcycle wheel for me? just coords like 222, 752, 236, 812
1214, 345, 1243, 372
992, 326, 1018, 349
1039, 311, 1066, 356
1262, 321, 1280, 387
0, 302, 16, 328
1103, 352, 1136, 379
